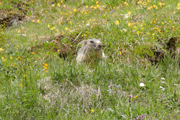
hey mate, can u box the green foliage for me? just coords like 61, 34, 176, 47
1, 0, 180, 119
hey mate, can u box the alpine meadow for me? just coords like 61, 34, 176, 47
1, 0, 180, 119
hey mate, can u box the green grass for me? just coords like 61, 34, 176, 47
1, 0, 180, 119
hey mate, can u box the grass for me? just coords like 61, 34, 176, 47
1, 0, 180, 119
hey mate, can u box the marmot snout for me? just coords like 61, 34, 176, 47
76, 39, 106, 64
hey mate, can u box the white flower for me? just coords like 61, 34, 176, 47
159, 86, 165, 91
161, 81, 165, 83
161, 78, 165, 80
139, 83, 145, 87
124, 14, 130, 19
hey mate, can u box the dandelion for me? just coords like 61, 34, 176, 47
137, 31, 141, 35
119, 52, 122, 55
139, 83, 145, 87
96, 1, 100, 5
147, 6, 153, 10
90, 108, 94, 113
37, 19, 41, 23
50, 26, 56, 30
64, 27, 68, 31
48, 24, 50, 28
115, 20, 120, 25
177, 3, 180, 10
85, 5, 88, 8
73, 8, 78, 12
128, 11, 131, 15
153, 5, 158, 9
124, 2, 129, 7
134, 95, 138, 99
68, 21, 72, 25
18, 56, 22, 60
159, 2, 165, 7
128, 22, 133, 27
18, 30, 21, 33
0, 48, 3, 52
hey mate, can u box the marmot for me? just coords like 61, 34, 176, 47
76, 39, 106, 64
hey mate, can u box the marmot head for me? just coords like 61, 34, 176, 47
83, 39, 103, 51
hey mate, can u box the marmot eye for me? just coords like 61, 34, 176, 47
90, 41, 94, 43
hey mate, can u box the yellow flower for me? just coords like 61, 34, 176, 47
96, 1, 100, 5
68, 21, 72, 25
153, 5, 158, 9
10, 56, 13, 60
18, 30, 21, 33
115, 20, 120, 25
43, 63, 49, 70
37, 19, 41, 23
50, 26, 56, 30
18, 56, 22, 60
128, 22, 133, 27
158, 2, 165, 7
90, 5, 94, 9
137, 31, 141, 35
1, 57, 6, 62
90, 108, 94, 113
128, 11, 131, 15
124, 2, 129, 7
31, 52, 34, 54
73, 8, 78, 12
147, 6, 153, 10
19, 84, 23, 88
177, 3, 180, 10
134, 95, 138, 99
64, 27, 68, 31
57, 3, 61, 7
119, 52, 122, 55
48, 24, 50, 28
0, 48, 3, 52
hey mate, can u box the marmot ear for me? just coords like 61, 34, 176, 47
84, 40, 87, 44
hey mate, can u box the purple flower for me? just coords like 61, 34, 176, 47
136, 115, 145, 119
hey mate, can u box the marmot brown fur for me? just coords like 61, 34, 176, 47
76, 39, 106, 64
